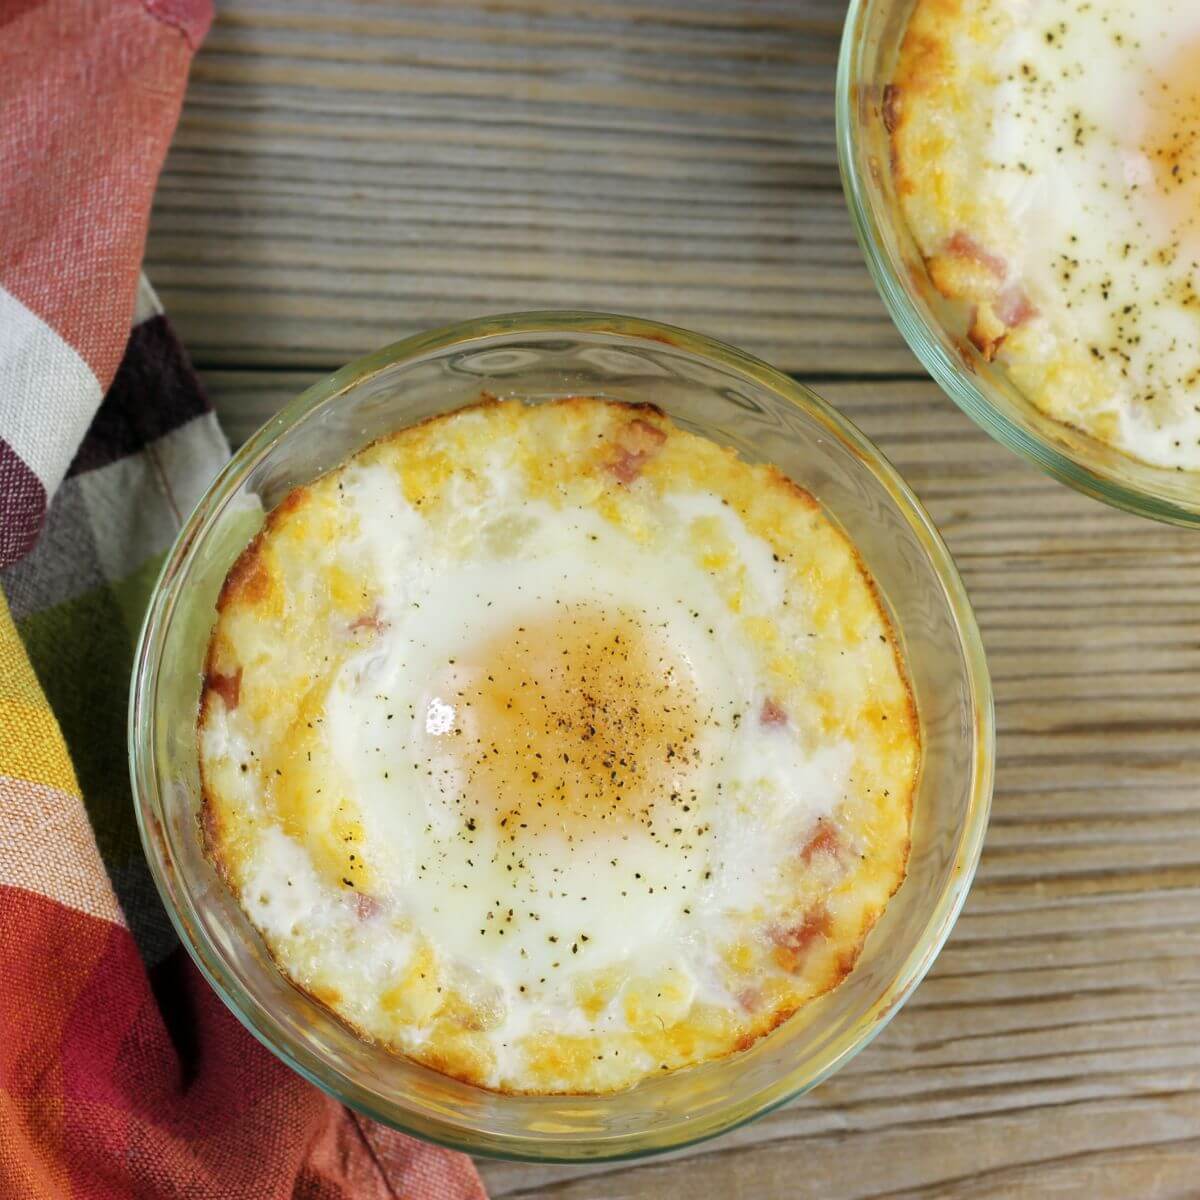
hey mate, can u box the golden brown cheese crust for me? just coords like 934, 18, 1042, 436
198, 396, 918, 1094
890, 0, 1031, 349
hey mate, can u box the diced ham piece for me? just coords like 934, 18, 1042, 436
606, 418, 666, 484
608, 449, 648, 484
352, 893, 382, 921
945, 230, 1008, 280
800, 821, 840, 864
349, 608, 387, 634
772, 906, 831, 954
995, 285, 1036, 328
207, 668, 242, 711
769, 905, 832, 972
760, 698, 788, 727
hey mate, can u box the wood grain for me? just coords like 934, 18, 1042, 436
147, 0, 914, 375
172, 1, 1200, 1195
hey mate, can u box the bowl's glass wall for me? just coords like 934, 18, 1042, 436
838, 0, 1200, 526
131, 316, 992, 1161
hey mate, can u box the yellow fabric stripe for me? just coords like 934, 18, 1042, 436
0, 591, 79, 796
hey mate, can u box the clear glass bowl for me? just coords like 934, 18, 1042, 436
129, 311, 993, 1162
837, 0, 1200, 527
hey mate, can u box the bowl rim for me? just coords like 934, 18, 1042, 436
835, 0, 1200, 528
129, 309, 995, 1162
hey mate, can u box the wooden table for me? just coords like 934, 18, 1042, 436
147, 3, 1200, 1195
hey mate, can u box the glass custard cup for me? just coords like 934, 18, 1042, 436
130, 312, 993, 1161
838, 0, 1200, 526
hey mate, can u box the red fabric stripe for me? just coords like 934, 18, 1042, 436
0, 886, 110, 1198
0, 0, 201, 388
0, 0, 43, 31
0, 886, 479, 1199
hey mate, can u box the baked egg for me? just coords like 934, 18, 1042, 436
892, 0, 1200, 469
198, 397, 918, 1093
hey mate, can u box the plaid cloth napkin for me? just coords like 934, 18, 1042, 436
0, 4, 487, 1197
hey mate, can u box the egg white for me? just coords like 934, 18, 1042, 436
244, 461, 851, 1028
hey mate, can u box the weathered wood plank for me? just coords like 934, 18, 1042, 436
147, 0, 914, 374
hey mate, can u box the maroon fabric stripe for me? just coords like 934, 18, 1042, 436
0, 437, 47, 568
0, 0, 44, 33
67, 315, 212, 478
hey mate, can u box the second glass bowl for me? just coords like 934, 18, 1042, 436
130, 311, 993, 1161
837, 0, 1200, 526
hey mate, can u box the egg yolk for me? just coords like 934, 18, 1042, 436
1140, 40, 1200, 240
433, 605, 706, 840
